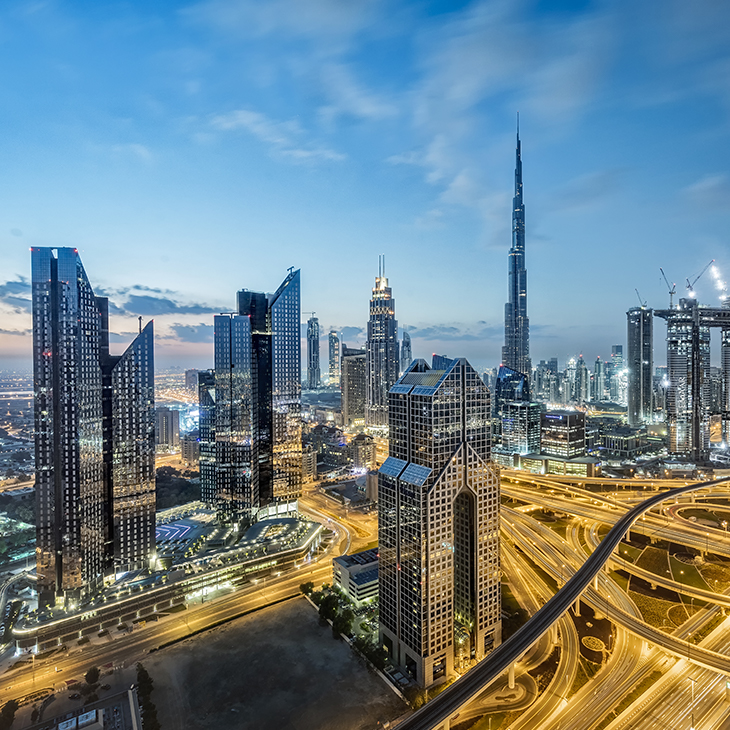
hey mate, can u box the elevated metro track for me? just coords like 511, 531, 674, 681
395, 475, 730, 730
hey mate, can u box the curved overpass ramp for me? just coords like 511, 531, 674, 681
395, 475, 730, 730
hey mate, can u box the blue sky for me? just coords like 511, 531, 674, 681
1, 0, 730, 372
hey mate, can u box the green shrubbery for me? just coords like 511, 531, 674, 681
136, 663, 161, 730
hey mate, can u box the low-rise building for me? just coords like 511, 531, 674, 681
332, 548, 379, 607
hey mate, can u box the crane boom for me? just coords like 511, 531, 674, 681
659, 267, 676, 308
686, 259, 715, 298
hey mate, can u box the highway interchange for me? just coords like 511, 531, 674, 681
6, 470, 730, 730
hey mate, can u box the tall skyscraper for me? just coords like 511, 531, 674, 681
592, 357, 606, 402
627, 306, 654, 426
156, 406, 180, 448
198, 370, 216, 506
574, 356, 590, 404
378, 358, 501, 687
502, 121, 531, 379
341, 345, 367, 427
32, 247, 155, 608
366, 256, 399, 428
328, 331, 340, 387
212, 270, 301, 522
307, 314, 321, 389
400, 331, 412, 374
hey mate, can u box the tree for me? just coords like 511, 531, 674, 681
332, 608, 355, 637
299, 582, 314, 596
318, 593, 339, 622
0, 699, 18, 730
85, 666, 100, 686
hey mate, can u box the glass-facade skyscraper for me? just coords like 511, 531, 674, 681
212, 270, 301, 522
341, 345, 366, 427
32, 247, 155, 608
366, 256, 399, 428
198, 369, 216, 506
627, 306, 654, 426
306, 315, 321, 389
502, 122, 531, 379
328, 331, 340, 387
378, 358, 501, 687
400, 330, 412, 375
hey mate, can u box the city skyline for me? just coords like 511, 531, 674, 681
1, 1, 730, 372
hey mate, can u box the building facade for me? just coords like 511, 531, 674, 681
198, 370, 216, 505
307, 314, 321, 389
500, 401, 541, 455
627, 306, 654, 426
366, 256, 399, 428
32, 247, 155, 608
155, 407, 180, 448
541, 411, 586, 458
211, 270, 302, 523
400, 331, 412, 375
502, 123, 531, 379
342, 345, 367, 427
328, 331, 340, 387
378, 358, 501, 687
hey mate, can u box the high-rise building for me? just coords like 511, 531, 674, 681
432, 354, 454, 370
32, 247, 155, 608
627, 306, 654, 426
502, 121, 531, 379
574, 356, 590, 404
307, 314, 321, 389
493, 364, 530, 415
400, 331, 412, 374
328, 331, 340, 387
378, 358, 501, 687
155, 407, 180, 448
541, 411, 586, 458
501, 401, 541, 455
198, 370, 216, 506
366, 256, 399, 428
212, 270, 301, 522
609, 345, 625, 402
592, 358, 606, 402
341, 345, 367, 427
185, 369, 199, 391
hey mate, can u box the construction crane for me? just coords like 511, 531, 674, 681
686, 259, 714, 298
659, 267, 676, 309
635, 289, 647, 307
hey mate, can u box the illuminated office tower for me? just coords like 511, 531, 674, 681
627, 306, 654, 426
213, 270, 301, 522
341, 345, 367, 427
400, 331, 412, 374
32, 247, 155, 608
366, 255, 399, 428
501, 401, 541, 455
574, 356, 590, 404
592, 358, 606, 402
198, 370, 216, 505
502, 121, 531, 379
541, 411, 586, 458
307, 314, 321, 389
379, 359, 501, 687
329, 331, 340, 387
155, 406, 180, 448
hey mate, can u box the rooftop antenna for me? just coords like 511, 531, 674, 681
287, 266, 294, 275
382, 254, 386, 278
138, 316, 142, 334
660, 267, 676, 309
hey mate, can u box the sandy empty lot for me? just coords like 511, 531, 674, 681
144, 597, 408, 730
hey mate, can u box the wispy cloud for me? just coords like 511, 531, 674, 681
683, 173, 730, 210
122, 294, 219, 317
0, 276, 31, 313
318, 63, 397, 125
551, 168, 626, 211
211, 108, 345, 161
168, 323, 215, 343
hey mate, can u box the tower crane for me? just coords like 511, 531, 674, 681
686, 259, 714, 298
659, 268, 676, 309
635, 289, 647, 307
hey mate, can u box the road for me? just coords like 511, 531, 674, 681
395, 475, 730, 730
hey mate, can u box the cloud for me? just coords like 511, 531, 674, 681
123, 294, 219, 316
109, 331, 139, 344
683, 173, 730, 210
184, 0, 380, 45
318, 63, 398, 125
337, 325, 365, 344
168, 323, 215, 343
551, 168, 626, 211
111, 143, 153, 163
0, 328, 31, 336
211, 108, 345, 162
407, 322, 503, 342
0, 276, 32, 313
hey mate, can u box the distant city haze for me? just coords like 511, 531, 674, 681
1, 1, 730, 373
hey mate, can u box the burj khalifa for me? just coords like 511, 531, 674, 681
502, 120, 531, 378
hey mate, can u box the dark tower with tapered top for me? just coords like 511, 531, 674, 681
502, 118, 531, 380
